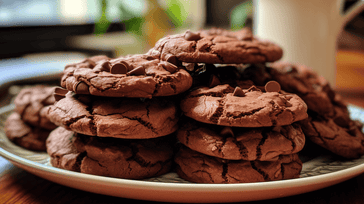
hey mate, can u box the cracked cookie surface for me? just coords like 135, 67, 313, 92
177, 118, 305, 161
14, 85, 57, 130
180, 83, 308, 127
147, 28, 283, 64
46, 127, 174, 179
266, 62, 336, 117
174, 145, 302, 183
46, 92, 179, 139
5, 112, 51, 151
300, 105, 364, 159
61, 54, 192, 98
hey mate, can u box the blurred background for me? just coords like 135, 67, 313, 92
0, 0, 363, 92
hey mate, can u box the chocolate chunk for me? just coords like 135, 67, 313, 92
232, 86, 245, 97
165, 55, 179, 66
160, 61, 177, 74
73, 82, 90, 95
127, 66, 146, 76
54, 87, 68, 96
184, 30, 201, 41
265, 81, 281, 92
110, 62, 129, 74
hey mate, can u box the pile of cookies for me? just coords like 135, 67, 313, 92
5, 85, 57, 151
44, 54, 193, 179
4, 27, 364, 184
239, 62, 364, 159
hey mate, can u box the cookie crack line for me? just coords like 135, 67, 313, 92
222, 162, 228, 183
250, 161, 269, 180
256, 130, 269, 160
123, 115, 157, 134
210, 99, 225, 124
226, 107, 264, 119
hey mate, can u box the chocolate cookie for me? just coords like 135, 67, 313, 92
268, 62, 336, 117
180, 82, 308, 127
177, 118, 305, 161
13, 85, 57, 130
46, 127, 83, 171
241, 63, 335, 116
300, 105, 364, 159
46, 127, 173, 179
147, 28, 283, 64
174, 145, 302, 183
5, 112, 51, 151
46, 91, 179, 139
61, 54, 192, 98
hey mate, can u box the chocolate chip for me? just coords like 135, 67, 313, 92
265, 81, 281, 92
54, 87, 68, 96
184, 30, 201, 41
73, 82, 90, 95
232, 86, 245, 97
110, 62, 129, 74
220, 127, 234, 137
165, 55, 179, 66
127, 66, 146, 76
160, 61, 177, 74
54, 87, 68, 101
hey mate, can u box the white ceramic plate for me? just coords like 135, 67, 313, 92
1, 104, 364, 203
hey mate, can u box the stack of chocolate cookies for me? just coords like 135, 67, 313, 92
150, 29, 309, 183
44, 54, 193, 179
5, 85, 57, 151
239, 62, 364, 159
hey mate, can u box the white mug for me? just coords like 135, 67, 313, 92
253, 0, 364, 86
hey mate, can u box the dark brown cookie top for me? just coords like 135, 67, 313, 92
174, 145, 302, 183
13, 85, 57, 130
5, 112, 51, 151
180, 82, 308, 127
46, 91, 179, 138
300, 105, 364, 159
61, 54, 192, 98
47, 127, 174, 179
242, 62, 336, 117
177, 118, 305, 161
147, 28, 283, 64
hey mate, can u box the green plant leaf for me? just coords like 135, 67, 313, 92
230, 0, 252, 30
165, 0, 188, 28
123, 17, 145, 36
94, 0, 112, 35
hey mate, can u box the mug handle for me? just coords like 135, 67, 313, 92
339, 0, 364, 28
